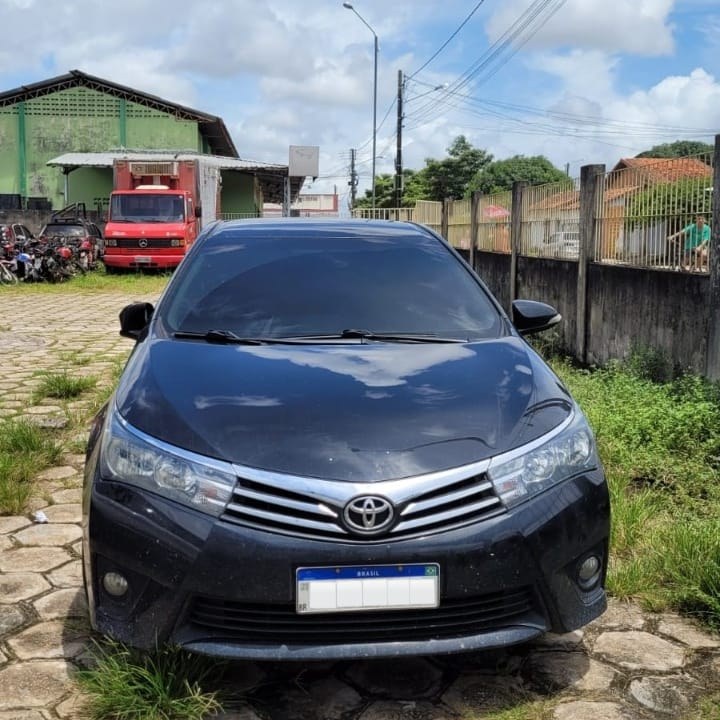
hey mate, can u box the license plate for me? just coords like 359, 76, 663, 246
296, 563, 439, 614
134, 256, 152, 263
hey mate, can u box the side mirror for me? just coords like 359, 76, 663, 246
512, 300, 561, 336
194, 205, 202, 218
119, 302, 154, 340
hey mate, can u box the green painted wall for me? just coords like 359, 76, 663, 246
221, 172, 259, 214
0, 86, 201, 209
0, 110, 19, 195
66, 168, 113, 214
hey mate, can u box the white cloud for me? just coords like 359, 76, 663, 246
485, 0, 676, 56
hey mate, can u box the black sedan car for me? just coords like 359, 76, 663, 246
82, 219, 609, 660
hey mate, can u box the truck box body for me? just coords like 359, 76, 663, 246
103, 159, 219, 270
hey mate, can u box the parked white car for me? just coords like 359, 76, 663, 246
544, 231, 579, 259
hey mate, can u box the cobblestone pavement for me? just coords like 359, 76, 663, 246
0, 288, 719, 720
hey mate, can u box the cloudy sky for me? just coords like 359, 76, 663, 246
1, 0, 719, 206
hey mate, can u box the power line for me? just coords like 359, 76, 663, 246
408, 0, 487, 79
407, 0, 565, 127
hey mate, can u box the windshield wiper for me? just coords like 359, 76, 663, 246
174, 330, 267, 345
286, 329, 467, 343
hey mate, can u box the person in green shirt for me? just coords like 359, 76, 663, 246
668, 214, 710, 270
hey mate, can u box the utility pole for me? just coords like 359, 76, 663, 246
395, 69, 404, 209
349, 148, 358, 210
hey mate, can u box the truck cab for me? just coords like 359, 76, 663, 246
103, 160, 201, 271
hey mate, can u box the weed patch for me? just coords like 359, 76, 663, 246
0, 419, 62, 515
76, 641, 224, 720
33, 372, 97, 402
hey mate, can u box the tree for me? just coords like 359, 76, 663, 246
354, 174, 396, 209
468, 155, 570, 195
423, 136, 492, 200
626, 177, 712, 234
636, 141, 713, 159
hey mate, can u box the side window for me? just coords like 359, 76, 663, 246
12, 224, 25, 240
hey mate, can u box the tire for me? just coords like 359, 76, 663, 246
0, 262, 18, 285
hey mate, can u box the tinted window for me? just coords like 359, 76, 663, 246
160, 227, 503, 340
41, 224, 86, 237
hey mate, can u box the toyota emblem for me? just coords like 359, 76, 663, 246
138, 239, 148, 248
343, 496, 394, 535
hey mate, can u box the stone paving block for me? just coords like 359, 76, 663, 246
629, 675, 692, 716
7, 620, 88, 660
48, 489, 81, 505
553, 700, 639, 720
35, 467, 76, 482
0, 536, 12, 551
211, 707, 263, 720
358, 701, 455, 720
594, 631, 686, 671
251, 677, 362, 720
0, 517, 31, 535
12, 524, 81, 548
35, 504, 81, 525
524, 651, 618, 693
657, 616, 720, 649
530, 630, 584, 650
0, 573, 51, 603
345, 657, 443, 699
60, 454, 86, 468
588, 599, 646, 631
33, 588, 87, 620
0, 711, 46, 720
46, 560, 83, 589
0, 660, 74, 710
0, 605, 27, 637
441, 674, 532, 715
0, 547, 71, 572
53, 693, 88, 719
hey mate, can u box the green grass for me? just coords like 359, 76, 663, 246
0, 266, 170, 295
33, 371, 98, 403
0, 418, 63, 515
549, 354, 720, 629
76, 641, 224, 720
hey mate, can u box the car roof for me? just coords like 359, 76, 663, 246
207, 219, 439, 243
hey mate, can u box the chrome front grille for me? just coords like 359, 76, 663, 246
221, 460, 505, 541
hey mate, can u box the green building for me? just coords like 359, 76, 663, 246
0, 70, 297, 215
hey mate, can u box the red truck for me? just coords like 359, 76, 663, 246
103, 159, 215, 271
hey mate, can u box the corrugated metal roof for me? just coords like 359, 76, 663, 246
46, 151, 286, 172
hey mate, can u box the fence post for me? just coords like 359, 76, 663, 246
469, 191, 481, 270
509, 181, 526, 310
577, 164, 605, 364
441, 198, 450, 241
706, 135, 720, 379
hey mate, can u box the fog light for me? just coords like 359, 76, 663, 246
577, 555, 601, 589
102, 571, 129, 597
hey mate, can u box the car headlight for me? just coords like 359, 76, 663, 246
100, 408, 235, 516
488, 409, 597, 508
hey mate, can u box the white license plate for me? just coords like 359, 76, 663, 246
134, 256, 152, 263
296, 563, 439, 614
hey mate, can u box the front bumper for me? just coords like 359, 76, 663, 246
83, 469, 609, 660
102, 251, 185, 270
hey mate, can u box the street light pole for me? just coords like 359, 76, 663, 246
343, 2, 377, 213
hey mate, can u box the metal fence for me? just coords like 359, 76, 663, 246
218, 212, 261, 220
414, 200, 442, 235
520, 180, 579, 260
595, 153, 714, 272
477, 192, 511, 253
351, 208, 415, 221
345, 152, 715, 276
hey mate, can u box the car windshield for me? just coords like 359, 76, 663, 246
160, 226, 503, 341
41, 224, 86, 237
110, 193, 185, 222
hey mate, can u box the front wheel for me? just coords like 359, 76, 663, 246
0, 262, 18, 285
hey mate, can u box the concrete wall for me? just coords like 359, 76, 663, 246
472, 248, 711, 374
468, 251, 512, 313
517, 256, 579, 354
587, 264, 709, 372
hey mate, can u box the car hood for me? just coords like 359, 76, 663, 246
115, 336, 572, 482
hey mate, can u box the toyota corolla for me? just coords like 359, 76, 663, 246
82, 219, 609, 660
